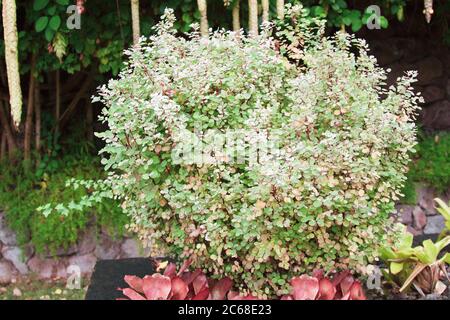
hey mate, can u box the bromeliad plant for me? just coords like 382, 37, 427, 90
435, 198, 450, 240
282, 271, 366, 300
119, 259, 366, 300
44, 7, 422, 297
380, 228, 450, 296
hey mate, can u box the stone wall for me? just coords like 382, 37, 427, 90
0, 212, 150, 285
395, 186, 450, 237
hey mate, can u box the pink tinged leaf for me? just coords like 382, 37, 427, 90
290, 275, 319, 300
121, 288, 147, 300
339, 275, 355, 296
227, 291, 240, 300
237, 295, 259, 300
349, 281, 366, 300
280, 295, 293, 300
192, 288, 210, 300
142, 274, 172, 300
312, 269, 324, 280
193, 273, 209, 295
170, 276, 189, 300
210, 277, 233, 300
177, 258, 193, 276
331, 270, 351, 287
124, 275, 144, 293
181, 268, 203, 285
318, 278, 337, 300
163, 263, 177, 279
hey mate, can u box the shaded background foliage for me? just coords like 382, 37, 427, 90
0, 0, 449, 254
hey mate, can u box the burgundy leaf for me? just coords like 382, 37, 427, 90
331, 270, 351, 287
318, 278, 336, 300
290, 275, 319, 300
339, 275, 355, 296
170, 276, 189, 300
124, 275, 144, 293
163, 263, 177, 279
193, 273, 209, 295
177, 258, 193, 276
142, 274, 172, 300
121, 288, 146, 300
312, 269, 324, 280
181, 268, 203, 285
210, 277, 233, 300
349, 280, 366, 300
280, 295, 293, 300
192, 288, 210, 300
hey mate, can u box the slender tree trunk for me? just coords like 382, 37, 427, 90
130, 0, 140, 45
2, 0, 22, 129
232, 0, 241, 32
0, 101, 16, 159
197, 0, 209, 37
55, 69, 61, 135
86, 99, 94, 143
262, 0, 269, 23
34, 80, 41, 153
248, 0, 258, 36
24, 55, 36, 162
0, 131, 6, 160
276, 0, 284, 19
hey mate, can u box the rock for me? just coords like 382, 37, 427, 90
1, 246, 29, 274
414, 57, 443, 86
413, 207, 427, 230
49, 228, 96, 258
424, 216, 446, 235
417, 186, 437, 215
407, 225, 422, 236
421, 100, 450, 130
27, 256, 68, 279
94, 233, 121, 260
0, 213, 17, 246
421, 86, 445, 104
12, 288, 22, 297
120, 239, 141, 258
0, 259, 17, 285
68, 253, 97, 275
396, 205, 414, 225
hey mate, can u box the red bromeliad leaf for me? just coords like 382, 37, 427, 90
349, 280, 366, 300
331, 270, 351, 287
192, 288, 210, 300
280, 295, 293, 300
163, 263, 177, 279
170, 276, 189, 300
291, 275, 319, 300
193, 273, 209, 295
181, 268, 203, 285
318, 278, 336, 300
142, 274, 172, 300
339, 275, 355, 296
227, 291, 240, 300
312, 269, 324, 280
210, 277, 233, 300
121, 288, 146, 300
124, 275, 144, 293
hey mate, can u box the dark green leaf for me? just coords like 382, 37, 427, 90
35, 16, 49, 32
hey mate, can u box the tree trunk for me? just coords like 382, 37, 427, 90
0, 101, 17, 159
248, 0, 258, 36
197, 0, 209, 37
86, 99, 94, 143
24, 55, 36, 162
276, 0, 284, 19
232, 0, 241, 32
55, 69, 61, 135
262, 0, 269, 23
130, 0, 140, 45
2, 0, 22, 129
0, 131, 6, 160
34, 80, 41, 153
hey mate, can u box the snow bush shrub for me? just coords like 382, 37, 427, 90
43, 8, 422, 297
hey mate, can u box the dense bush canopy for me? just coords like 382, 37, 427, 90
45, 8, 423, 297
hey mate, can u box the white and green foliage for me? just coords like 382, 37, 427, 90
43, 8, 422, 297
